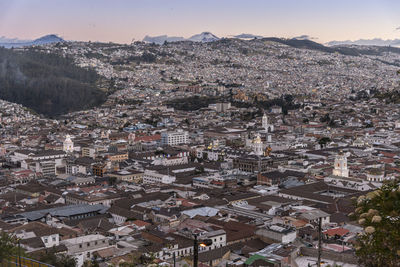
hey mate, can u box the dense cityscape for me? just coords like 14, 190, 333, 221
1, 19, 400, 267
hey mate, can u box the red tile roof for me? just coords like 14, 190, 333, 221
132, 220, 151, 227
323, 227, 349, 237
135, 134, 161, 142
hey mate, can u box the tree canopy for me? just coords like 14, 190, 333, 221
0, 232, 24, 262
0, 47, 106, 116
351, 180, 400, 266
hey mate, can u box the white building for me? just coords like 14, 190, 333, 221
152, 156, 189, 166
332, 151, 349, 178
14, 223, 60, 249
255, 224, 296, 244
216, 102, 231, 112
161, 129, 189, 146
252, 134, 264, 156
143, 169, 176, 184
201, 229, 226, 250
63, 135, 74, 153
61, 234, 111, 267
366, 169, 385, 182
262, 113, 274, 132
324, 176, 379, 191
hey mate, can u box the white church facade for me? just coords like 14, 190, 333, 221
63, 135, 74, 153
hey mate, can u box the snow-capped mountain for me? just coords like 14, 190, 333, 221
188, 32, 219, 42
0, 34, 65, 48
143, 32, 220, 44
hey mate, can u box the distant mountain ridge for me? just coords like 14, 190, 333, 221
0, 34, 64, 48
188, 32, 219, 42
327, 38, 400, 47
259, 37, 400, 56
143, 32, 220, 44
233, 33, 264, 39
142, 35, 185, 44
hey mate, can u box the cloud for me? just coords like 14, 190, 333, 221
292, 35, 318, 40
396, 26, 400, 31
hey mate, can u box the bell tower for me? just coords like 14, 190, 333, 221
332, 151, 349, 177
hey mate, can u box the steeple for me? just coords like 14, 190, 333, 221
262, 113, 274, 132
332, 150, 349, 177
262, 113, 268, 129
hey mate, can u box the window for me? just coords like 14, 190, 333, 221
95, 241, 98, 245
79, 244, 82, 248
44, 238, 48, 243
52, 236, 56, 242
220, 237, 222, 241
87, 242, 90, 247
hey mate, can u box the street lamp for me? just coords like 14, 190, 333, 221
193, 234, 212, 267
199, 239, 213, 248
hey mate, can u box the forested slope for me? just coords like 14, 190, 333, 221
0, 48, 106, 116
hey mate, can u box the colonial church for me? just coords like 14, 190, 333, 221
332, 150, 349, 178
63, 135, 74, 153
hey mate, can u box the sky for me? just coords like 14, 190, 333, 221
0, 0, 399, 44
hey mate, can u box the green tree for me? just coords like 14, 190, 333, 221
318, 137, 331, 148
0, 232, 24, 262
351, 180, 400, 266
83, 257, 99, 267
320, 113, 331, 123
58, 254, 78, 267
108, 176, 118, 186
36, 248, 77, 267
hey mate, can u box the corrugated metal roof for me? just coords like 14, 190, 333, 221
19, 204, 108, 221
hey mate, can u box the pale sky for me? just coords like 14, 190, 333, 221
0, 0, 399, 44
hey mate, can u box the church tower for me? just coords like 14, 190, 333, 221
332, 151, 349, 177
63, 135, 74, 153
262, 113, 274, 132
252, 134, 264, 156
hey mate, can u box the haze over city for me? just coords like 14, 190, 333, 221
1, 0, 400, 43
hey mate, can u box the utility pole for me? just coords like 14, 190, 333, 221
18, 239, 22, 267
193, 234, 212, 267
193, 234, 199, 267
317, 217, 322, 267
